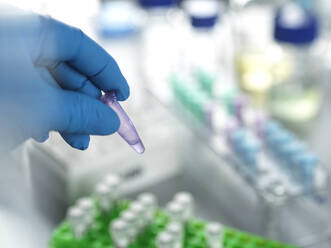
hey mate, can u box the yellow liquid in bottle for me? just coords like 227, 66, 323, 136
269, 84, 322, 124
235, 51, 293, 106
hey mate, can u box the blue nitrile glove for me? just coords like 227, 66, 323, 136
0, 5, 130, 154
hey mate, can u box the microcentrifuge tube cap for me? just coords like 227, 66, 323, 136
103, 174, 121, 188
174, 192, 194, 206
121, 210, 136, 223
100, 91, 145, 154
67, 206, 84, 220
138, 193, 157, 207
112, 219, 128, 232
166, 222, 183, 238
130, 202, 144, 215
167, 202, 185, 222
95, 183, 110, 196
157, 232, 176, 247
77, 197, 94, 211
207, 222, 222, 235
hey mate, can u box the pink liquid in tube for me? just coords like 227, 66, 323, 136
100, 91, 145, 154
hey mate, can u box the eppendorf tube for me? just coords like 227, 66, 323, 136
100, 91, 145, 154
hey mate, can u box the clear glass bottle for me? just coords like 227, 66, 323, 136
231, 0, 288, 105
268, 2, 323, 127
138, 0, 181, 101
183, 0, 222, 79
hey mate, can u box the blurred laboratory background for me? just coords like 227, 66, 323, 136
2, 0, 331, 247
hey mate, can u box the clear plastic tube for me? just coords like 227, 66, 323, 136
206, 222, 223, 248
67, 206, 86, 239
174, 192, 194, 221
157, 231, 176, 248
77, 197, 94, 226
111, 219, 130, 248
138, 193, 157, 222
100, 91, 145, 154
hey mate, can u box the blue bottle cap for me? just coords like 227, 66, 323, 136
190, 15, 218, 28
184, 0, 221, 29
138, 0, 177, 8
274, 3, 319, 45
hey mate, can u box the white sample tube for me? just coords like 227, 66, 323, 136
157, 231, 177, 248
103, 174, 121, 200
166, 222, 183, 248
111, 219, 130, 248
121, 210, 139, 239
95, 183, 112, 212
174, 192, 194, 221
166, 202, 186, 224
206, 222, 223, 248
77, 197, 95, 226
130, 201, 145, 229
67, 206, 86, 239
138, 193, 157, 222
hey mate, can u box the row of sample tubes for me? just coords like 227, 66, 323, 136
111, 193, 157, 248
170, 74, 213, 128
259, 120, 320, 189
66, 197, 95, 239
67, 174, 121, 239
226, 117, 322, 192
158, 192, 193, 248
170, 70, 260, 133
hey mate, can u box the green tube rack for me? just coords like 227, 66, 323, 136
50, 198, 296, 248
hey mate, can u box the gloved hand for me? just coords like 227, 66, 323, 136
0, 5, 130, 154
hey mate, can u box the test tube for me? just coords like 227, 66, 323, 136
111, 219, 130, 248
138, 193, 157, 223
206, 222, 223, 248
103, 173, 121, 200
100, 91, 145, 154
157, 231, 177, 248
166, 222, 183, 248
67, 206, 87, 239
130, 201, 145, 229
121, 210, 139, 239
174, 192, 194, 221
95, 183, 112, 212
166, 202, 186, 224
77, 197, 95, 226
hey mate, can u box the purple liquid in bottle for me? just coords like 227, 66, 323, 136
100, 91, 145, 154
